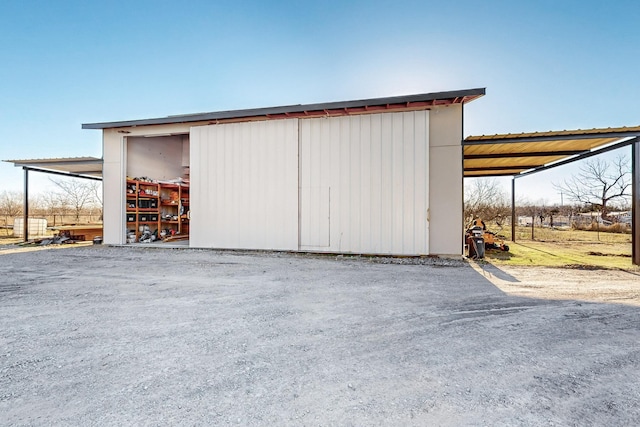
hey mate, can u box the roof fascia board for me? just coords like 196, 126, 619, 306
82, 88, 485, 130
9, 159, 104, 167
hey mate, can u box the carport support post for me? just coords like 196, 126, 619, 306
511, 178, 516, 242
633, 138, 639, 265
23, 167, 29, 242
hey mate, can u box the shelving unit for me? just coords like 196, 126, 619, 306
126, 180, 160, 242
125, 179, 189, 243
159, 183, 189, 239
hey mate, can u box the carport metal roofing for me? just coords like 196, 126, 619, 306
464, 126, 640, 178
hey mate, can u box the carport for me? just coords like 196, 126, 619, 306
463, 126, 640, 265
3, 157, 103, 241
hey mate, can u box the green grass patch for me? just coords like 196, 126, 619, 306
479, 225, 637, 270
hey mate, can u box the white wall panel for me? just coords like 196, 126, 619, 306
102, 130, 126, 245
429, 105, 463, 255
127, 135, 185, 180
300, 111, 429, 255
189, 119, 299, 250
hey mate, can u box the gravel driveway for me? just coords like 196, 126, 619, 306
1, 246, 639, 426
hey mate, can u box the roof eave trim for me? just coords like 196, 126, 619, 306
82, 87, 485, 130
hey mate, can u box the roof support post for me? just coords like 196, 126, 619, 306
633, 138, 639, 265
511, 178, 516, 242
23, 167, 29, 242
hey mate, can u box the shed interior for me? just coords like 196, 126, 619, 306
125, 135, 190, 243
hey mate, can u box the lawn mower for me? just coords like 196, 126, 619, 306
466, 218, 510, 255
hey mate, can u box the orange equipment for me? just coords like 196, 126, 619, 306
466, 218, 510, 252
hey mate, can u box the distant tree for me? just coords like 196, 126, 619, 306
49, 178, 99, 222
553, 155, 631, 222
0, 191, 23, 229
464, 178, 510, 226
35, 192, 69, 226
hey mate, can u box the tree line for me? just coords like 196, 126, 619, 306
465, 155, 632, 229
0, 179, 102, 228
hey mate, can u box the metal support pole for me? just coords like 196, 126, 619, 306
23, 167, 29, 242
511, 177, 516, 242
633, 139, 639, 265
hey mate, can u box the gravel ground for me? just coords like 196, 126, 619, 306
1, 245, 639, 426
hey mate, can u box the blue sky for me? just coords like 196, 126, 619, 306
1, 0, 639, 204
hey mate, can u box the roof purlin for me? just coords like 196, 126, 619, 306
464, 150, 588, 160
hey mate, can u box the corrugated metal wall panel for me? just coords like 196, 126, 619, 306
190, 119, 299, 250
300, 111, 429, 255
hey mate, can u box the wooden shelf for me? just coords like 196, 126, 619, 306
125, 179, 189, 242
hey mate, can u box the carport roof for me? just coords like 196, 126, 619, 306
464, 126, 640, 178
4, 157, 103, 179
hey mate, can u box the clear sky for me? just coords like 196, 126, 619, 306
1, 0, 639, 204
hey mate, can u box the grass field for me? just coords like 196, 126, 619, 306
481, 226, 637, 271
0, 236, 23, 245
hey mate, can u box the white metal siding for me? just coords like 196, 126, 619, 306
189, 119, 299, 250
300, 111, 429, 255
102, 131, 126, 245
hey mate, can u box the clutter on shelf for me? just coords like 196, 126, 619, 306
125, 178, 189, 243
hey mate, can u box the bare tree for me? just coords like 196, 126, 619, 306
36, 192, 69, 226
90, 182, 103, 206
553, 155, 631, 222
464, 178, 510, 226
49, 178, 98, 222
0, 191, 23, 232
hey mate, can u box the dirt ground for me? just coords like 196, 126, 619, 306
1, 246, 639, 426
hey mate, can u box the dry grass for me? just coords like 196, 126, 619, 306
0, 236, 23, 245
492, 225, 631, 244
482, 225, 636, 271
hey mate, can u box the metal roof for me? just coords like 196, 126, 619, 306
463, 126, 640, 178
4, 157, 103, 179
82, 88, 486, 129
